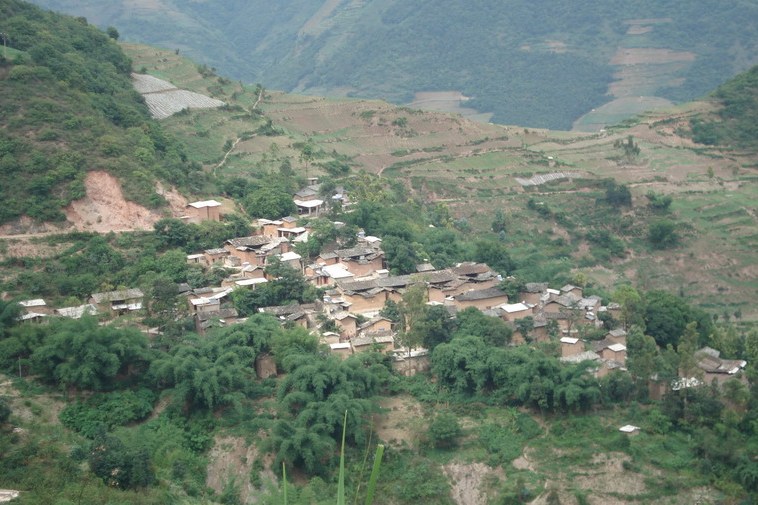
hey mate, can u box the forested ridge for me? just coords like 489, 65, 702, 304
0, 0, 200, 224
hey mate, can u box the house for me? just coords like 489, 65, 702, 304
560, 336, 584, 358
358, 316, 393, 335
186, 200, 222, 222
308, 262, 355, 286
351, 334, 395, 354
453, 287, 508, 311
90, 288, 144, 315
203, 248, 230, 266
391, 348, 431, 376
189, 296, 221, 315
225, 236, 286, 266
196, 307, 239, 334
334, 246, 384, 276
560, 284, 583, 298
329, 342, 353, 359
498, 302, 533, 321
519, 283, 548, 305
599, 343, 627, 365
333, 312, 359, 338
54, 304, 98, 319
544, 293, 579, 313
277, 251, 303, 272
259, 303, 320, 329
186, 253, 205, 265
694, 347, 747, 387
18, 299, 52, 315
451, 262, 501, 289
576, 295, 602, 314
294, 191, 324, 215
606, 328, 627, 344
18, 311, 47, 324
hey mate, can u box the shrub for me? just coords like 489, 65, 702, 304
428, 411, 463, 449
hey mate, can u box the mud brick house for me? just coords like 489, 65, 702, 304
224, 236, 287, 266
452, 287, 509, 311
186, 200, 222, 222
90, 289, 144, 316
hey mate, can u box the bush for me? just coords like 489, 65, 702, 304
428, 411, 462, 449
0, 396, 11, 424
59, 389, 155, 437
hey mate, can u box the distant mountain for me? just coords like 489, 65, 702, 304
0, 0, 199, 225
28, 0, 758, 130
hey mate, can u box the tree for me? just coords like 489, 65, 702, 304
455, 307, 512, 346
89, 429, 154, 489
106, 26, 119, 40
677, 322, 703, 423
244, 187, 297, 220
417, 304, 456, 350
428, 411, 462, 448
397, 284, 429, 358
491, 208, 507, 233
625, 327, 659, 393
604, 180, 632, 207
612, 285, 644, 330
30, 318, 150, 391
382, 235, 419, 275
613, 135, 640, 162
473, 240, 514, 275
648, 220, 678, 249
644, 290, 712, 348
515, 317, 535, 342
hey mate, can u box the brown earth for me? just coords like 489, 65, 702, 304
206, 434, 277, 504
0, 171, 188, 238
444, 461, 504, 505
374, 395, 425, 448
63, 171, 187, 233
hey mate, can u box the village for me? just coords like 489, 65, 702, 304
14, 181, 748, 396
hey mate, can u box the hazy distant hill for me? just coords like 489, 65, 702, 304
28, 0, 758, 130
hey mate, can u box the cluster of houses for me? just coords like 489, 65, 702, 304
13, 182, 748, 387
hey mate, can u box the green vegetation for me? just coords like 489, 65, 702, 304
0, 0, 202, 224
690, 64, 758, 149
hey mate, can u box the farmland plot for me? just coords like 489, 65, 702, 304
132, 73, 225, 119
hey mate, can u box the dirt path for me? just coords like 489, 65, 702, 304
214, 88, 264, 175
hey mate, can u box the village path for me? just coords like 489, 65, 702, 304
213, 87, 264, 176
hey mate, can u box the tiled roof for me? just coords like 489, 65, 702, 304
456, 287, 507, 302
226, 236, 271, 248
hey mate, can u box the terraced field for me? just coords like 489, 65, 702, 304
122, 43, 758, 319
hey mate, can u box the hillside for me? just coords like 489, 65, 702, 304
0, 0, 199, 229
688, 64, 758, 150
120, 43, 758, 322
28, 0, 758, 130
0, 29, 756, 505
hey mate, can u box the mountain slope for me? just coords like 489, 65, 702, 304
689, 64, 758, 150
29, 0, 758, 130
0, 0, 199, 226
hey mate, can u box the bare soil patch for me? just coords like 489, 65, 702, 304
206, 434, 276, 504
64, 171, 186, 232
444, 461, 504, 505
610, 48, 696, 66
374, 395, 424, 448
